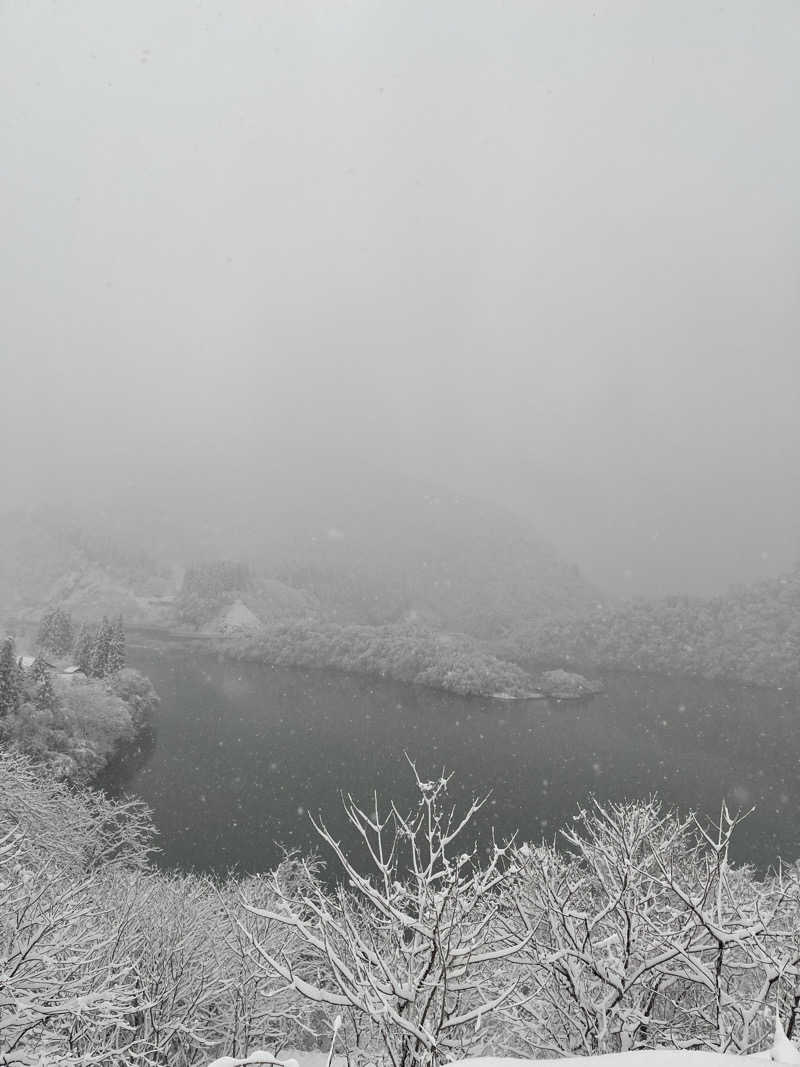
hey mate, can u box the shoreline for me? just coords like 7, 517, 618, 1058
127, 624, 610, 702
128, 623, 549, 701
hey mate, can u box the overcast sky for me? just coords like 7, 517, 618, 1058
2, 1, 799, 595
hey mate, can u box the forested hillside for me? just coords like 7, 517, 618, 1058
0, 509, 176, 625
7, 496, 800, 693
514, 564, 800, 689
258, 474, 600, 633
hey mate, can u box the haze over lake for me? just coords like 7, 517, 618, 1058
4, 5, 800, 1064
104, 645, 800, 878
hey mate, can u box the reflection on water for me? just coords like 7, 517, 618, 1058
104, 646, 800, 878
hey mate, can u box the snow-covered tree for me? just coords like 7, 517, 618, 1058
0, 636, 21, 718
0, 754, 155, 1065
29, 655, 50, 683
106, 614, 126, 674
238, 764, 532, 1067
73, 621, 94, 674
91, 616, 113, 677
223, 859, 333, 1060
36, 605, 74, 657
0, 825, 140, 1066
501, 799, 800, 1058
34, 669, 56, 712
1, 751, 319, 1066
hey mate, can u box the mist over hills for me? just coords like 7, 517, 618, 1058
6, 458, 800, 694
0, 510, 175, 627
514, 563, 800, 690
0, 466, 601, 637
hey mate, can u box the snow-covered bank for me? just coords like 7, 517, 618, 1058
210, 1020, 800, 1067
447, 1023, 800, 1067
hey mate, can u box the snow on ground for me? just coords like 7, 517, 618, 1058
210, 1046, 799, 1067
209, 1021, 800, 1067
447, 1053, 792, 1067
213, 599, 265, 635
209, 1051, 344, 1067
210, 1054, 793, 1067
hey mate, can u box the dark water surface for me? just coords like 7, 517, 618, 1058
105, 645, 800, 877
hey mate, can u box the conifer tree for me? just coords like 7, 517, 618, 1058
106, 616, 126, 674
56, 607, 73, 656
35, 671, 56, 712
0, 636, 21, 717
117, 615, 126, 669
31, 657, 50, 683
37, 606, 74, 657
91, 617, 113, 678
73, 622, 94, 674
36, 608, 55, 653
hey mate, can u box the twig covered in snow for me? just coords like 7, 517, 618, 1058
238, 762, 534, 1067
500, 799, 800, 1058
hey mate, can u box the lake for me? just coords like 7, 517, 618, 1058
104, 644, 800, 878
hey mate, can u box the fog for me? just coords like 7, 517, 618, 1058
2, 0, 799, 596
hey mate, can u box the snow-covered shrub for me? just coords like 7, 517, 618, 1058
222, 859, 331, 1060
93, 867, 238, 1065
501, 799, 800, 1058
0, 754, 154, 1065
4, 751, 800, 1067
0, 751, 154, 875
107, 667, 160, 728
0, 825, 140, 1066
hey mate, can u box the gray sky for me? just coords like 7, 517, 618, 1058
2, 1, 799, 595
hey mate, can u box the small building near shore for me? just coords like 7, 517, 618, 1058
17, 655, 86, 679
18, 655, 55, 670
60, 665, 87, 680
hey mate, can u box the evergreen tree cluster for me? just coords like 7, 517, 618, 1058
34, 669, 56, 712
0, 631, 154, 783
33, 608, 126, 678
227, 619, 540, 697
177, 559, 252, 626
0, 638, 62, 722
73, 616, 126, 678
0, 637, 22, 718
183, 560, 251, 600
36, 605, 74, 656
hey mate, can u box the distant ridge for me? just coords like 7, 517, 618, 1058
0, 468, 602, 638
